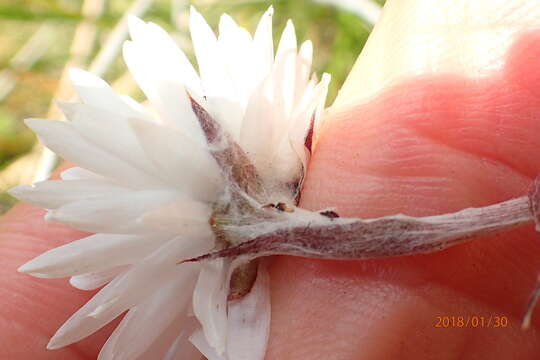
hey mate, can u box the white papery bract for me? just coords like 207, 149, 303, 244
11, 6, 329, 360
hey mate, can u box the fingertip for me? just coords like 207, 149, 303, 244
505, 29, 540, 100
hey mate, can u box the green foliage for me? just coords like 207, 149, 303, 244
0, 108, 35, 168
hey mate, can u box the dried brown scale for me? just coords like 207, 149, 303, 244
228, 260, 259, 300
292, 114, 315, 205
292, 180, 302, 204
209, 207, 230, 249
188, 95, 265, 202
320, 210, 339, 218
275, 202, 294, 213
304, 114, 315, 154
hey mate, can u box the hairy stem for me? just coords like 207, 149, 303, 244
189, 192, 535, 262
185, 177, 540, 328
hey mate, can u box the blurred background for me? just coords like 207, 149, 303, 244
0, 0, 383, 213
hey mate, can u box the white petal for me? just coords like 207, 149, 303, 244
119, 94, 149, 116
218, 14, 250, 64
218, 13, 255, 110
96, 303, 132, 360
226, 265, 271, 360
190, 7, 243, 140
204, 95, 244, 142
273, 20, 297, 123
18, 233, 172, 278
128, 117, 223, 202
58, 102, 159, 179
141, 200, 213, 238
247, 20, 298, 185
189, 6, 219, 92
190, 329, 227, 360
162, 324, 202, 360
288, 78, 326, 170
218, 13, 251, 42
126, 15, 204, 109
142, 318, 201, 360
60, 167, 104, 180
68, 68, 150, 121
45, 190, 189, 234
253, 6, 274, 79
47, 235, 213, 350
313, 73, 331, 143
269, 73, 330, 185
161, 317, 201, 360
239, 74, 274, 175
192, 259, 229, 355
126, 15, 148, 44
70, 266, 130, 290
122, 41, 205, 143
24, 119, 158, 188
294, 40, 313, 106
98, 264, 198, 360
127, 16, 201, 95
9, 179, 132, 209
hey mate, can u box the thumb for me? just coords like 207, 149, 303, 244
268, 0, 540, 359
335, 0, 540, 108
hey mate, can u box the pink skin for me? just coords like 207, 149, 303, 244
267, 30, 540, 359
2, 28, 540, 360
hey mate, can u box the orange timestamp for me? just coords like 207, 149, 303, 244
434, 315, 509, 328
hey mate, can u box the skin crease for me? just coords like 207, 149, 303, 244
2, 1, 540, 359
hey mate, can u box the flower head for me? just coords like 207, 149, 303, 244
10, 6, 330, 359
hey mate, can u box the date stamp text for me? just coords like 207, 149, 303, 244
434, 315, 509, 328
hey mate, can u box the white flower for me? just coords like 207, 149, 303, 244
10, 6, 330, 360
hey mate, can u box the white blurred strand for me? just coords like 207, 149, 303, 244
0, 23, 56, 102
171, 0, 188, 29
89, 0, 155, 76
10, 23, 57, 70
314, 0, 381, 26
0, 70, 16, 103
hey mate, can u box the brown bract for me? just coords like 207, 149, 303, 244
188, 94, 265, 203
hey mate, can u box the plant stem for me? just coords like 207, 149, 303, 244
190, 194, 534, 262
